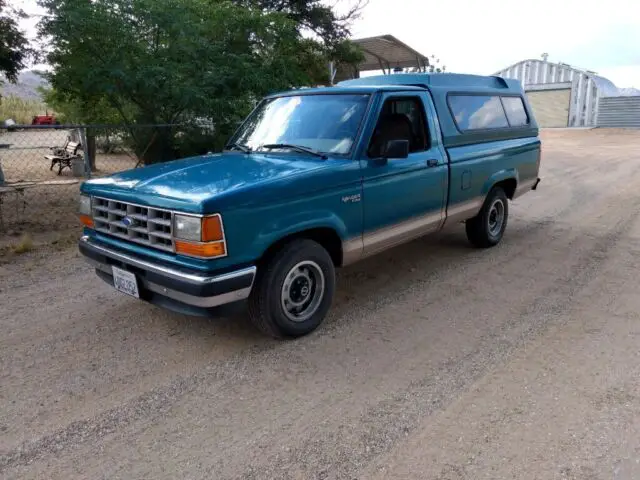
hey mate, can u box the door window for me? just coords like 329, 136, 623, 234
367, 97, 429, 158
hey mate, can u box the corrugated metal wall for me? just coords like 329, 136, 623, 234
597, 97, 640, 127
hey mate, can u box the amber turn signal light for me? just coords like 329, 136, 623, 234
175, 240, 226, 258
202, 215, 224, 242
79, 214, 94, 228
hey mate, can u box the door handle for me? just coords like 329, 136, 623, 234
427, 159, 439, 167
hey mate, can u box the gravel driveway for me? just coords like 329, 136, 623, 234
1, 129, 640, 479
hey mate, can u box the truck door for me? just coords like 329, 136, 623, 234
360, 91, 448, 256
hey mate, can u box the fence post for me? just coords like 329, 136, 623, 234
79, 127, 92, 179
0, 128, 5, 185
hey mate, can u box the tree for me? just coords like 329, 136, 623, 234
236, 0, 366, 73
39, 87, 127, 126
236, 0, 366, 45
405, 56, 445, 74
0, 0, 30, 83
427, 56, 446, 73
37, 0, 364, 164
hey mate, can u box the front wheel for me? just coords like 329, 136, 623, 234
248, 239, 336, 338
465, 186, 509, 248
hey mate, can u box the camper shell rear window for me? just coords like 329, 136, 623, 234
448, 94, 529, 131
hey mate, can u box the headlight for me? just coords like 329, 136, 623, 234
78, 195, 94, 228
79, 194, 92, 215
173, 213, 227, 259
173, 214, 201, 241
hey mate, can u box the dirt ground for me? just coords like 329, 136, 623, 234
1, 129, 640, 479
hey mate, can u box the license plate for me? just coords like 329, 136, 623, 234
112, 266, 140, 298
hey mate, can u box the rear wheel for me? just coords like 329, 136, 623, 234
248, 239, 335, 338
466, 186, 509, 248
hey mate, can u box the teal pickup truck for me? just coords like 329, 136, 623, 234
78, 73, 541, 338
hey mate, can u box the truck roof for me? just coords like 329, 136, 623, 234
338, 73, 524, 94
269, 73, 524, 98
268, 84, 427, 97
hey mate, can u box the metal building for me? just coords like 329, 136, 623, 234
597, 96, 640, 128
494, 58, 619, 128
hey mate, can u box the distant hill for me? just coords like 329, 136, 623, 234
0, 70, 49, 100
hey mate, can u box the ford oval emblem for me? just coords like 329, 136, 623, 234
122, 217, 133, 227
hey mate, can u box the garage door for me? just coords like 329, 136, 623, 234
525, 88, 571, 127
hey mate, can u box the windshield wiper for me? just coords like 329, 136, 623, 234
224, 143, 252, 154
261, 143, 328, 160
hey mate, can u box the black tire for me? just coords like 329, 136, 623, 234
248, 239, 336, 338
465, 186, 509, 248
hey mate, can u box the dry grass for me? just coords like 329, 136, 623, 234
0, 95, 47, 125
11, 234, 34, 254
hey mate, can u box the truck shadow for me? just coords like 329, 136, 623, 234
132, 228, 476, 344
87, 218, 544, 376
203, 228, 478, 338
136, 213, 555, 345
140, 207, 559, 347
332, 230, 474, 307
75, 208, 559, 388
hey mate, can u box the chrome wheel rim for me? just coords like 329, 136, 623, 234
488, 199, 505, 237
280, 261, 325, 322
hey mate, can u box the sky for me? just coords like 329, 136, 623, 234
14, 0, 640, 88
349, 0, 640, 88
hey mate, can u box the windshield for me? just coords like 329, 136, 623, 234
230, 94, 370, 155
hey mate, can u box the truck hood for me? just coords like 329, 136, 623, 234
82, 152, 333, 211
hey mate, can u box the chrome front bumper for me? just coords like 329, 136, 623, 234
78, 235, 256, 311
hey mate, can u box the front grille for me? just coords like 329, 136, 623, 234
92, 197, 174, 252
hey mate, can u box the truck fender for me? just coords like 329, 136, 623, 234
251, 209, 349, 260
482, 169, 519, 199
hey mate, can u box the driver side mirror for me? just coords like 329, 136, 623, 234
383, 139, 410, 159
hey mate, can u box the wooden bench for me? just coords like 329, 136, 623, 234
49, 137, 70, 156
45, 141, 82, 175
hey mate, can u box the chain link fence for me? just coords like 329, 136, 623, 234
0, 123, 216, 242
